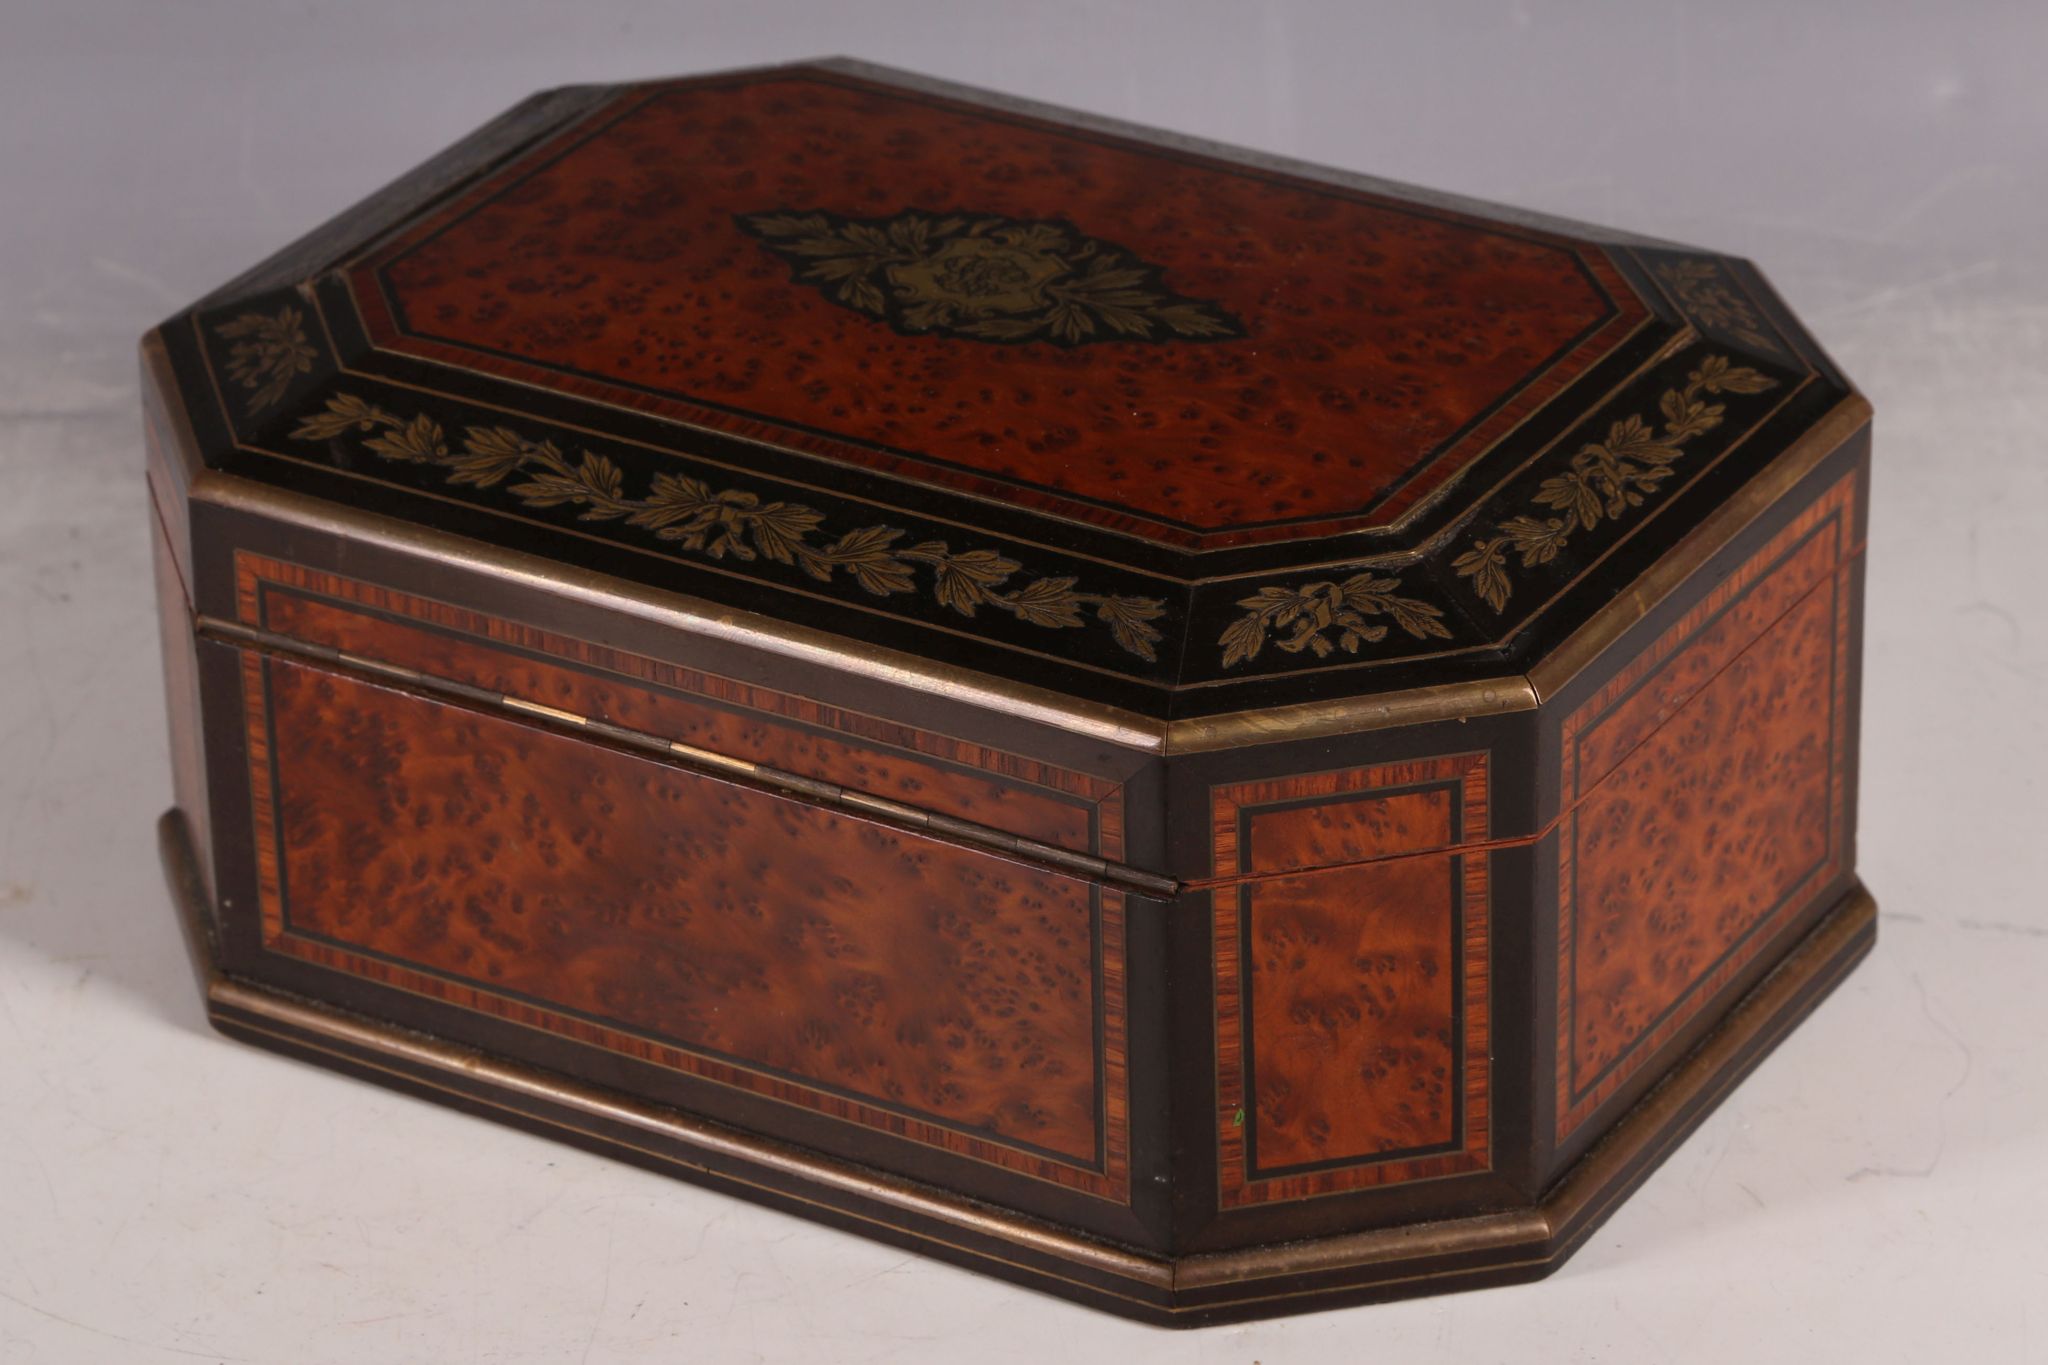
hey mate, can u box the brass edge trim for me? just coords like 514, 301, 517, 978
216, 1003, 1170, 1307
1526, 391, 1872, 701
199, 617, 1177, 899
159, 809, 1169, 1296
1176, 879, 1875, 1292
1164, 676, 1539, 755
1184, 362, 1814, 694
1191, 543, 1862, 878
165, 376, 1868, 756
1174, 1210, 1548, 1290
160, 808, 1875, 1314
1543, 880, 1876, 1243
224, 436, 1182, 691
185, 468, 1172, 754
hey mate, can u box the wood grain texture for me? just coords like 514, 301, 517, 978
1212, 754, 1490, 1206
236, 649, 1129, 1199
234, 552, 1122, 860
1556, 470, 1858, 1141
352, 69, 1643, 550
1209, 753, 1486, 880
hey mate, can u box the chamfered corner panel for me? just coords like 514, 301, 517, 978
1208, 755, 1492, 1210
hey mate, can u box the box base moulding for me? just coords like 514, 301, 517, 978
159, 807, 1875, 1327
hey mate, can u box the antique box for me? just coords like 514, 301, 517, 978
145, 60, 1874, 1324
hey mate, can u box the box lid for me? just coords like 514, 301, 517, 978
153, 58, 1858, 727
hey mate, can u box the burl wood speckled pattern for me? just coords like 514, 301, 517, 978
1208, 753, 1486, 881
236, 650, 1129, 1198
234, 553, 1122, 860
351, 69, 1644, 549
1212, 756, 1491, 1206
1556, 471, 1858, 1142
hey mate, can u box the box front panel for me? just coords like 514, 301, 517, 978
221, 641, 1133, 1204
1553, 467, 1859, 1146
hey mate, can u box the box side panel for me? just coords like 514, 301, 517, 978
1537, 438, 1867, 1175
197, 635, 1168, 1242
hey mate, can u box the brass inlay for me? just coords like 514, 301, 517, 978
290, 394, 1169, 662
1452, 355, 1778, 611
736, 208, 1244, 346
1163, 675, 1540, 754
1655, 258, 1787, 357
215, 306, 319, 413
1528, 392, 1871, 700
1217, 570, 1451, 670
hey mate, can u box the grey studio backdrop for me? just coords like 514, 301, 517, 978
1, 2, 2041, 1362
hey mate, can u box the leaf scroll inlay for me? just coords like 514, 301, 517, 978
1451, 356, 1778, 612
291, 395, 1169, 662
216, 306, 320, 413
1217, 571, 1452, 670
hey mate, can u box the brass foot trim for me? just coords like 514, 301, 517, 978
159, 808, 1875, 1326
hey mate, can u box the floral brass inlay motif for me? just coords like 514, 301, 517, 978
291, 395, 1169, 661
737, 209, 1245, 346
1218, 572, 1451, 670
217, 306, 320, 412
1451, 356, 1777, 612
1655, 260, 1786, 358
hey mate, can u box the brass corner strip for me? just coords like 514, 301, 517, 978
198, 615, 1179, 900
1162, 676, 1540, 755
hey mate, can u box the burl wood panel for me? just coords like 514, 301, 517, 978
1213, 755, 1490, 1206
1556, 471, 1857, 1141
354, 70, 1644, 549
237, 650, 1129, 1199
1209, 753, 1486, 881
234, 553, 1120, 860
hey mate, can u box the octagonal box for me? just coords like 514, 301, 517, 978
145, 61, 1874, 1324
